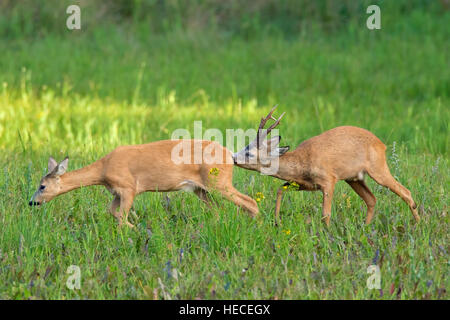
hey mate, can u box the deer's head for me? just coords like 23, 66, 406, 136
233, 105, 289, 173
29, 157, 69, 206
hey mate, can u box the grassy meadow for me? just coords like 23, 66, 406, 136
0, 1, 448, 299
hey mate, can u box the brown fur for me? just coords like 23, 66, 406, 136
31, 140, 259, 227
236, 125, 420, 226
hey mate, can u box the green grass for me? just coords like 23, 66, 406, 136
0, 8, 448, 299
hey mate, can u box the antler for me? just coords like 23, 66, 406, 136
256, 104, 285, 148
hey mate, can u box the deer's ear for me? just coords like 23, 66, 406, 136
48, 157, 58, 173
56, 157, 69, 176
265, 135, 281, 148
276, 146, 290, 156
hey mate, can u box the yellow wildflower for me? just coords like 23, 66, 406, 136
255, 192, 265, 202
346, 197, 351, 208
283, 229, 291, 235
209, 167, 220, 176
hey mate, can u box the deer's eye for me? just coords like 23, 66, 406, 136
39, 185, 46, 190
245, 152, 253, 158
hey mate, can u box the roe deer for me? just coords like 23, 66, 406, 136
29, 140, 259, 227
233, 105, 420, 226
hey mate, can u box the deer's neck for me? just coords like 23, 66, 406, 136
59, 160, 104, 194
270, 152, 302, 181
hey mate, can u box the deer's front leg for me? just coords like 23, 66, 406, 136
109, 195, 121, 217
116, 189, 136, 228
274, 185, 287, 226
321, 182, 335, 226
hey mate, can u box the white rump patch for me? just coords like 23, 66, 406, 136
358, 171, 365, 181
177, 180, 197, 192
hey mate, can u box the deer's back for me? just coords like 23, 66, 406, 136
101, 140, 234, 192
293, 126, 386, 180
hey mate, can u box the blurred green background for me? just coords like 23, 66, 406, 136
0, 0, 448, 154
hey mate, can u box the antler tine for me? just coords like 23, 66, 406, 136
258, 104, 278, 131
266, 111, 285, 134
257, 105, 283, 148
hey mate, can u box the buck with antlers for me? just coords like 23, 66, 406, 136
29, 140, 259, 227
233, 105, 420, 225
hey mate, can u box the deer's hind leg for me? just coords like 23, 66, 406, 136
215, 185, 259, 218
202, 166, 258, 217
346, 180, 377, 224
367, 161, 420, 222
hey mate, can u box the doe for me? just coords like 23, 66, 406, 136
30, 140, 259, 227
